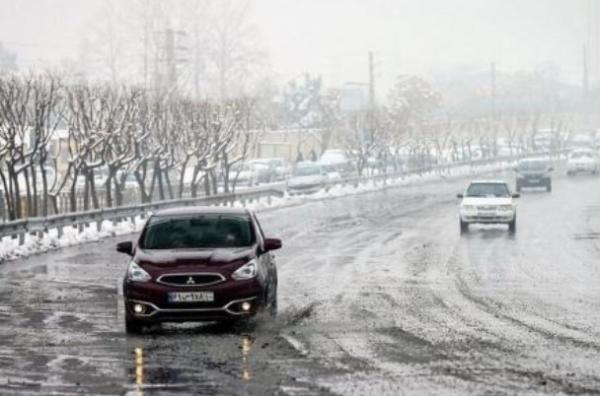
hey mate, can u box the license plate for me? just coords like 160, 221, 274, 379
168, 292, 214, 303
479, 211, 495, 217
528, 179, 539, 183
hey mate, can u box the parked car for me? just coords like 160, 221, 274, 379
514, 159, 553, 192
566, 149, 599, 176
249, 158, 290, 181
458, 180, 519, 234
287, 162, 328, 195
319, 149, 354, 175
117, 206, 281, 333
231, 162, 270, 186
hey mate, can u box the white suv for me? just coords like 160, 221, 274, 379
458, 181, 519, 234
566, 149, 599, 176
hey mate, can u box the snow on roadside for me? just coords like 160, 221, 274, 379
0, 217, 146, 263
0, 159, 516, 263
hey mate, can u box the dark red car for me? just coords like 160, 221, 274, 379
116, 206, 281, 333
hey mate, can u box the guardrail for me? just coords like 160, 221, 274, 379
0, 150, 564, 246
0, 186, 285, 245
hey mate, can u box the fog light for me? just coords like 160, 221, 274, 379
133, 304, 145, 314
241, 302, 251, 312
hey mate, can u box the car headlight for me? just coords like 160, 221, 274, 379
499, 205, 513, 211
232, 259, 258, 280
127, 261, 151, 282
462, 205, 477, 211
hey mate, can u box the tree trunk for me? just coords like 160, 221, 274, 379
40, 157, 49, 216
178, 157, 190, 198
69, 169, 79, 212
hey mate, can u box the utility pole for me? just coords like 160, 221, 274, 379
584, 44, 589, 102
490, 62, 497, 121
368, 51, 375, 111
165, 28, 176, 89
193, 23, 201, 101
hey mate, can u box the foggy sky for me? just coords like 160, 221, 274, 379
0, 0, 589, 88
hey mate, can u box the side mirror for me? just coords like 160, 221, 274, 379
116, 241, 134, 256
512, 193, 520, 199
456, 193, 463, 199
263, 238, 282, 252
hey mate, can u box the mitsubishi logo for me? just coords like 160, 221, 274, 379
186, 276, 195, 285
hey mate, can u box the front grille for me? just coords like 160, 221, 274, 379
478, 205, 498, 211
157, 273, 225, 287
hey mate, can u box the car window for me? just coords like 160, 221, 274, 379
140, 214, 255, 249
293, 166, 321, 176
518, 161, 546, 171
465, 183, 510, 198
570, 151, 593, 159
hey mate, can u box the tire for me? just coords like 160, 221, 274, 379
125, 310, 144, 334
516, 183, 521, 192
567, 170, 574, 177
546, 182, 552, 192
508, 216, 517, 234
460, 220, 469, 235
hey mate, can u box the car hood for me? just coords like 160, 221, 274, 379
461, 197, 513, 206
134, 247, 255, 274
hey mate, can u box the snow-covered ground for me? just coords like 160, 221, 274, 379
0, 158, 519, 263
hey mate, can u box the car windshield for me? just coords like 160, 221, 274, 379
570, 151, 593, 159
232, 163, 251, 172
140, 214, 255, 249
465, 183, 510, 198
293, 166, 321, 176
518, 161, 547, 171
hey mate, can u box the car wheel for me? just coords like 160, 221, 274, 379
460, 220, 469, 234
567, 171, 573, 176
508, 216, 517, 234
125, 310, 143, 334
546, 182, 552, 192
516, 183, 521, 192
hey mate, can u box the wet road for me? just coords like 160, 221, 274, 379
2, 167, 600, 395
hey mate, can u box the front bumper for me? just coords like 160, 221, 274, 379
124, 279, 264, 322
461, 210, 515, 224
517, 176, 550, 187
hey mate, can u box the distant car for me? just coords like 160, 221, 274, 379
249, 158, 290, 181
566, 149, 599, 176
319, 149, 354, 175
117, 206, 281, 333
231, 162, 270, 186
514, 159, 553, 192
458, 180, 519, 234
287, 162, 328, 195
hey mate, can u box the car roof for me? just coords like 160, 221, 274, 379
153, 206, 251, 217
469, 180, 508, 185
